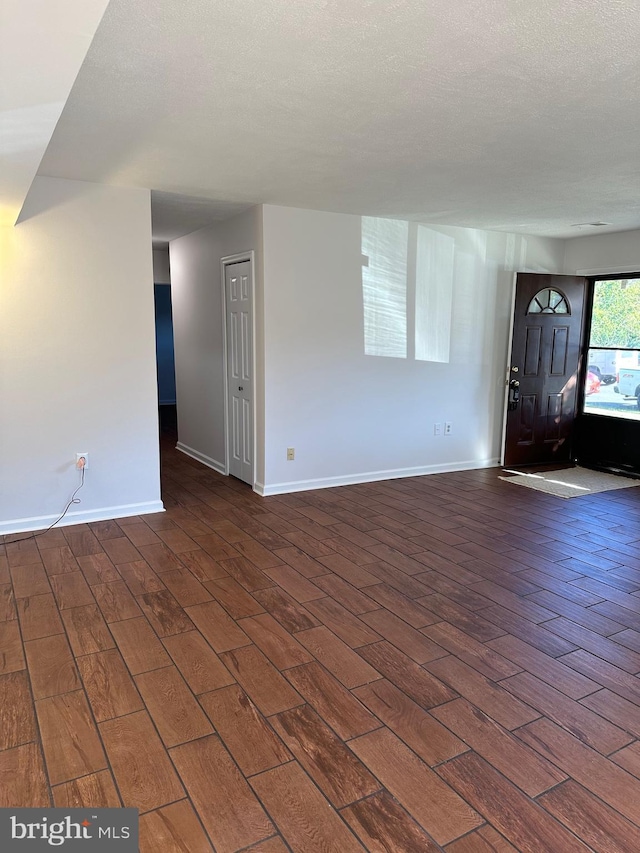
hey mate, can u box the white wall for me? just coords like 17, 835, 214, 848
0, 177, 162, 533
152, 247, 171, 283
260, 205, 565, 494
564, 228, 640, 275
169, 207, 263, 478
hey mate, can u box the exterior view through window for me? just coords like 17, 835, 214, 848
584, 278, 640, 420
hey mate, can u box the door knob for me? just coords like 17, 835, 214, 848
511, 366, 519, 372
238, 386, 244, 391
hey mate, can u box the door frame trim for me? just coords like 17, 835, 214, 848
500, 272, 519, 466
220, 251, 257, 489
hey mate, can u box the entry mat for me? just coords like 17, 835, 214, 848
499, 466, 640, 499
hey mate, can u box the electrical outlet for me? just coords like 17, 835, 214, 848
433, 423, 442, 436
76, 452, 89, 470
286, 447, 295, 461
444, 422, 453, 435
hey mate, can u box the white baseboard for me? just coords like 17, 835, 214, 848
0, 500, 165, 536
176, 442, 227, 475
255, 458, 500, 496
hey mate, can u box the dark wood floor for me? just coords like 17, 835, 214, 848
2, 438, 640, 852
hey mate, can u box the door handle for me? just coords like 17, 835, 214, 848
508, 379, 520, 411
238, 386, 244, 391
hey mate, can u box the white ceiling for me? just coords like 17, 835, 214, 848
35, 0, 640, 239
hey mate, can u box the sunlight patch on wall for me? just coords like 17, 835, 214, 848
362, 216, 408, 358
415, 225, 454, 363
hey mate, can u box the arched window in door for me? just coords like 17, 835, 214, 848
526, 288, 570, 314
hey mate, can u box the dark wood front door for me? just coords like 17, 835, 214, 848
504, 273, 587, 467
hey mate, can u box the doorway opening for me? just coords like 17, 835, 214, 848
152, 247, 177, 438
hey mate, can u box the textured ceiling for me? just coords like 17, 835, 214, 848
37, 0, 640, 239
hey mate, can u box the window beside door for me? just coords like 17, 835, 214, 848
583, 277, 640, 421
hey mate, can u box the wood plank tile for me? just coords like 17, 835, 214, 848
17, 592, 64, 640
581, 688, 640, 738
306, 597, 382, 648
36, 690, 107, 785
101, 710, 185, 812
446, 827, 518, 852
0, 671, 37, 749
538, 779, 640, 853
223, 551, 279, 586
272, 704, 379, 807
253, 586, 321, 633
0, 618, 25, 673
358, 609, 443, 662
559, 648, 640, 706
0, 583, 16, 621
25, 633, 81, 699
138, 542, 185, 574
138, 589, 193, 637
220, 645, 303, 715
77, 552, 120, 585
205, 575, 264, 618
102, 536, 143, 565
545, 617, 640, 673
363, 583, 436, 627
163, 630, 235, 693
186, 599, 250, 652
179, 548, 229, 581
93, 581, 142, 622
422, 622, 520, 679
139, 799, 214, 853
432, 698, 566, 795
110, 615, 172, 674
10, 562, 50, 598
417, 593, 505, 642
481, 603, 578, 657
134, 665, 213, 747
313, 574, 379, 613
53, 770, 121, 808
284, 662, 380, 740
365, 561, 435, 598
90, 519, 124, 541
501, 671, 633, 755
49, 570, 94, 610
118, 560, 166, 596
61, 604, 115, 656
157, 528, 200, 554
469, 580, 557, 623
425, 655, 539, 729
349, 727, 482, 845
354, 679, 467, 766
171, 734, 274, 852
273, 545, 333, 578
0, 743, 50, 807
437, 752, 589, 853
250, 761, 366, 853
341, 789, 441, 853
296, 626, 381, 688
200, 684, 291, 776
517, 717, 640, 825
239, 613, 313, 669
78, 648, 143, 721
6, 538, 42, 568
610, 740, 640, 776
41, 545, 79, 576
487, 634, 599, 699
64, 529, 102, 557
264, 565, 325, 602
159, 567, 212, 606
359, 641, 456, 709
